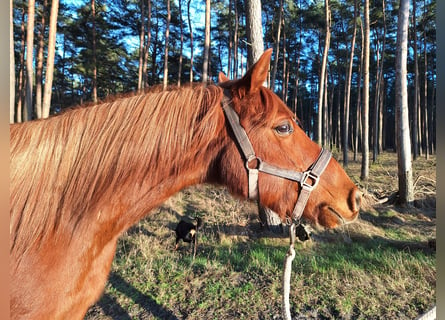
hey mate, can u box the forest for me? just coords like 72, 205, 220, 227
9, 1, 437, 318
11, 0, 436, 164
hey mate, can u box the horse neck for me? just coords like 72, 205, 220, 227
62, 87, 225, 233
10, 86, 226, 255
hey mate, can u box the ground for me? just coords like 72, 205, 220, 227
85, 151, 436, 320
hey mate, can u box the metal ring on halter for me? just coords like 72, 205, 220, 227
245, 155, 262, 171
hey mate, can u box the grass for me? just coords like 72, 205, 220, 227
85, 151, 435, 319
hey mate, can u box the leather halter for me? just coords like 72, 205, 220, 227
220, 88, 332, 224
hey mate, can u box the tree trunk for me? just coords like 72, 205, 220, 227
395, 0, 414, 206
10, 0, 15, 123
354, 15, 363, 162
323, 66, 329, 147
373, 0, 386, 160
361, 0, 370, 181
227, 0, 233, 77
137, 0, 145, 91
41, 0, 59, 118
270, 0, 283, 91
163, 0, 171, 89
245, 0, 264, 67
25, 0, 35, 121
259, 206, 283, 234
343, 0, 357, 167
423, 0, 429, 159
91, 0, 97, 102
177, 0, 183, 87
233, 0, 239, 79
143, 0, 151, 87
246, 0, 282, 232
16, 7, 27, 123
202, 0, 210, 84
379, 79, 384, 150
151, 12, 158, 82
412, 0, 419, 159
317, 0, 331, 146
335, 74, 340, 149
187, 0, 193, 82
35, 0, 47, 119
281, 24, 288, 102
372, 36, 380, 163
379, 3, 386, 153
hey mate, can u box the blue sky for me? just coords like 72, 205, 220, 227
61, 0, 206, 55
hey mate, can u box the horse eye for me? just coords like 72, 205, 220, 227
275, 123, 294, 135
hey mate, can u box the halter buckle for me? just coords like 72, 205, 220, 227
300, 170, 320, 191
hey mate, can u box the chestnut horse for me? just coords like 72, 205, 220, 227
10, 49, 360, 319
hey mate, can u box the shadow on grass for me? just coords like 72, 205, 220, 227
87, 272, 180, 320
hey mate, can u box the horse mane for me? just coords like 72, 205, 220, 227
10, 83, 224, 259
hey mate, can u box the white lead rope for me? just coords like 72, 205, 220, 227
282, 223, 297, 320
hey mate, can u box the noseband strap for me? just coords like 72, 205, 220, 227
220, 88, 332, 223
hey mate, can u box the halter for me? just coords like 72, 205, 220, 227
220, 88, 332, 224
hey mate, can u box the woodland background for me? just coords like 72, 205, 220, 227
11, 0, 436, 163
10, 0, 437, 318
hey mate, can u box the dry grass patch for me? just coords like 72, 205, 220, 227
85, 152, 435, 320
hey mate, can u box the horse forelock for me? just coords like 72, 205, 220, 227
10, 84, 224, 260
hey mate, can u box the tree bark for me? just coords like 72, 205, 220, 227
343, 0, 357, 167
395, 0, 414, 206
353, 17, 363, 162
177, 0, 183, 87
16, 7, 27, 123
41, 0, 59, 118
412, 0, 419, 159
258, 206, 283, 234
423, 0, 429, 159
187, 0, 193, 82
163, 0, 171, 89
317, 0, 331, 146
227, 0, 233, 78
91, 0, 97, 102
151, 11, 158, 82
35, 0, 47, 119
373, 0, 386, 160
281, 24, 288, 102
233, 0, 239, 79
25, 0, 35, 121
10, 0, 15, 123
202, 0, 210, 84
270, 0, 283, 91
143, 0, 151, 87
137, 0, 145, 91
245, 0, 264, 67
361, 0, 370, 181
323, 65, 329, 147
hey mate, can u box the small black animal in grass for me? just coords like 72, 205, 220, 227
174, 217, 203, 251
295, 223, 311, 242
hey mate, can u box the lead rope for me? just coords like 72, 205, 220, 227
282, 223, 297, 320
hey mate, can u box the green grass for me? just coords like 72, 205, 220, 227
85, 152, 436, 319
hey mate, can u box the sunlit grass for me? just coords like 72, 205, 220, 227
86, 152, 435, 319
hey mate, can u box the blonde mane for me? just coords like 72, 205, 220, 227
10, 84, 223, 258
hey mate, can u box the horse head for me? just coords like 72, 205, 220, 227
216, 48, 360, 229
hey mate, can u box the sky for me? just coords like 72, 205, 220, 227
61, 0, 206, 55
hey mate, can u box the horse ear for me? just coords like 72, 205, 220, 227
240, 48, 273, 94
218, 72, 230, 83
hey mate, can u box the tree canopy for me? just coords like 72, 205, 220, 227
12, 0, 436, 155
